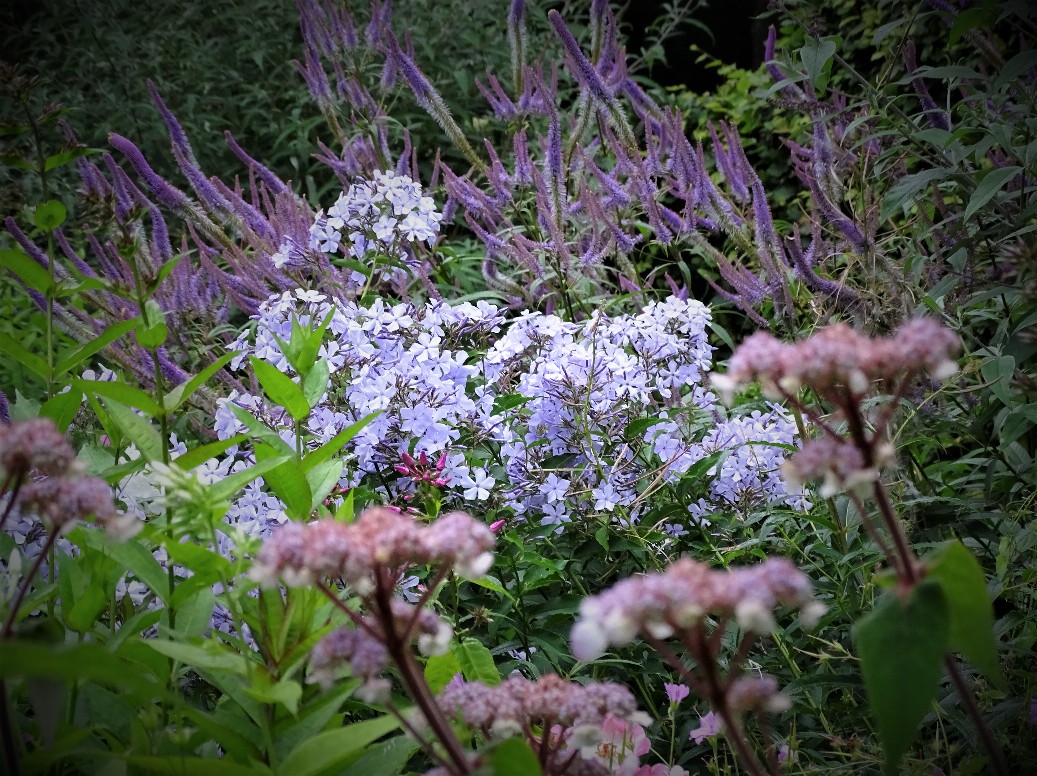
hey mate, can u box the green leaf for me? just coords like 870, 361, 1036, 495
125, 757, 270, 776
163, 352, 239, 414
0, 153, 33, 170
228, 404, 295, 455
174, 434, 248, 471
854, 580, 950, 776
302, 357, 330, 409
34, 199, 67, 231
798, 37, 837, 93
301, 411, 380, 473
55, 318, 138, 373
250, 356, 309, 421
963, 166, 1021, 222
278, 715, 401, 776
451, 637, 500, 686
146, 639, 250, 676
882, 167, 955, 220
77, 378, 164, 417
306, 458, 343, 511
425, 651, 463, 694
209, 456, 292, 502
0, 248, 53, 294
486, 737, 542, 776
69, 525, 169, 604
44, 147, 96, 172
0, 642, 163, 699
135, 299, 168, 349
98, 396, 163, 461
40, 388, 82, 432
255, 445, 312, 520
925, 541, 1005, 689
245, 672, 303, 715
146, 251, 190, 294
340, 735, 419, 776
295, 309, 337, 373
0, 331, 51, 379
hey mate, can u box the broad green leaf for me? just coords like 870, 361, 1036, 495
425, 651, 464, 694
278, 715, 401, 776
340, 735, 419, 776
301, 411, 380, 473
465, 574, 513, 600
34, 199, 67, 231
255, 445, 311, 520
451, 637, 500, 686
302, 356, 330, 408
798, 37, 837, 92
135, 299, 168, 349
963, 166, 1021, 222
0, 331, 51, 379
0, 153, 33, 170
0, 642, 164, 699
486, 737, 542, 776
145, 639, 250, 676
306, 458, 343, 511
925, 541, 1005, 689
0, 248, 53, 294
40, 388, 82, 431
162, 351, 239, 413
77, 378, 164, 416
146, 251, 189, 294
125, 757, 270, 776
69, 525, 169, 603
882, 167, 955, 220
174, 434, 248, 471
99, 396, 163, 461
273, 681, 358, 763
228, 403, 295, 455
171, 588, 217, 640
854, 580, 949, 776
44, 146, 96, 171
209, 456, 292, 502
55, 318, 138, 373
245, 673, 303, 715
296, 309, 337, 373
250, 356, 309, 421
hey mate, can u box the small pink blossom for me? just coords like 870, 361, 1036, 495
664, 682, 689, 705
689, 711, 722, 744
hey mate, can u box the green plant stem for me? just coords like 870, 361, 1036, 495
944, 656, 1008, 776
0, 679, 20, 776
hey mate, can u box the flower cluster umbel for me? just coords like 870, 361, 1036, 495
253, 506, 496, 773
251, 507, 494, 591
570, 556, 823, 776
436, 673, 652, 775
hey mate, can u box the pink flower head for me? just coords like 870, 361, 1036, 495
489, 519, 506, 533
689, 711, 722, 744
664, 682, 689, 705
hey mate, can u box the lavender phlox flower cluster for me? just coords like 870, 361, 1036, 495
570, 557, 824, 662
648, 405, 809, 517
301, 170, 442, 286
250, 507, 495, 590
714, 318, 961, 403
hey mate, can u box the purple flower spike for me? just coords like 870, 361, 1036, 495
109, 133, 193, 212
548, 10, 612, 104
